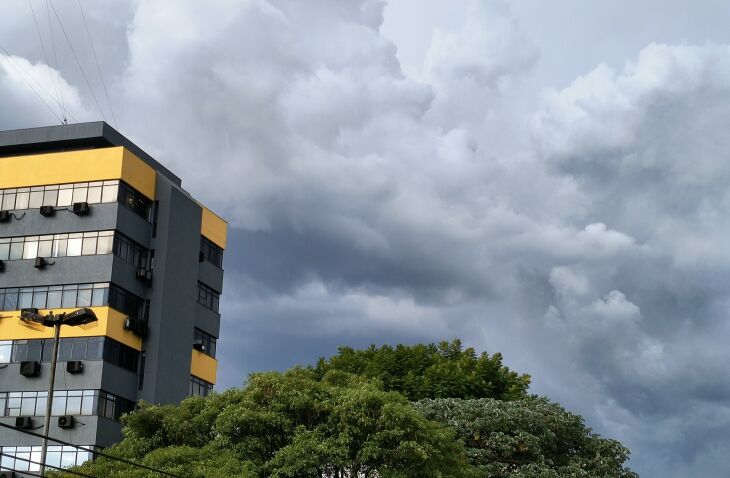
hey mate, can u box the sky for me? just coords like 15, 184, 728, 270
1, 0, 729, 475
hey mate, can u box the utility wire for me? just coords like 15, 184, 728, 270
46, 0, 67, 123
0, 452, 96, 478
76, 0, 117, 128
0, 46, 62, 123
28, 0, 61, 118
0, 422, 186, 478
0, 44, 78, 123
47, 0, 106, 122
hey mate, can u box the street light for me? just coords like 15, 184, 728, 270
19, 307, 98, 477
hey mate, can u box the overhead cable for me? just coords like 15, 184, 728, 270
0, 46, 62, 123
0, 421, 187, 478
46, 0, 67, 122
47, 0, 107, 122
77, 0, 117, 128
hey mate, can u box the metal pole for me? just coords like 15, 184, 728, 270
40, 322, 61, 477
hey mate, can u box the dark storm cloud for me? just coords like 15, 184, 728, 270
2, 1, 730, 476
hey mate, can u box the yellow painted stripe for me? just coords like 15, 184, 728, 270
0, 307, 142, 350
190, 350, 218, 384
0, 146, 156, 200
201, 206, 227, 249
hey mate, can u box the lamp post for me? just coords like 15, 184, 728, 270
20, 307, 98, 477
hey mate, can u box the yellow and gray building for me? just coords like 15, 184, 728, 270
0, 122, 226, 472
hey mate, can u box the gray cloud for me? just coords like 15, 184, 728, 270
2, 1, 730, 476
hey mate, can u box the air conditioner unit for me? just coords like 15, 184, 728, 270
0, 469, 17, 478
34, 257, 47, 269
72, 201, 90, 216
39, 205, 55, 217
58, 415, 75, 429
0, 210, 10, 222
15, 416, 33, 429
67, 360, 84, 374
19, 360, 41, 377
193, 341, 206, 353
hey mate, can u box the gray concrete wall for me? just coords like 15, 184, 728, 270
138, 179, 201, 404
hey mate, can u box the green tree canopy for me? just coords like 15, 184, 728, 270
53, 341, 637, 478
415, 397, 638, 478
57, 369, 470, 478
313, 339, 531, 401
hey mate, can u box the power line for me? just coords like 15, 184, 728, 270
76, 0, 117, 128
0, 46, 62, 123
46, 0, 67, 123
0, 44, 78, 123
0, 451, 96, 478
47, 0, 106, 122
27, 0, 61, 118
0, 421, 186, 478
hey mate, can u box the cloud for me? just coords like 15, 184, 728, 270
2, 1, 730, 476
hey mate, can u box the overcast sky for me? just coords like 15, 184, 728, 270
2, 1, 730, 475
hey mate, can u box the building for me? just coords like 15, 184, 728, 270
0, 122, 226, 474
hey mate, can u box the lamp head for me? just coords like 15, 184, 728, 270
63, 308, 98, 326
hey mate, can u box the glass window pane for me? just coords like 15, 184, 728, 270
0, 242, 9, 260
91, 287, 107, 306
23, 240, 38, 260
62, 289, 77, 308
101, 183, 118, 203
2, 192, 15, 210
77, 288, 92, 307
67, 238, 82, 256
42, 189, 58, 207
29, 190, 44, 208
53, 238, 68, 257
66, 395, 82, 415
72, 187, 87, 204
81, 237, 97, 255
32, 290, 47, 309
97, 235, 113, 255
38, 239, 53, 258
9, 241, 23, 260
87, 186, 102, 204
15, 191, 29, 209
57, 188, 73, 207
47, 290, 62, 309
19, 289, 33, 309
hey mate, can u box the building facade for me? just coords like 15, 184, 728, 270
0, 122, 226, 474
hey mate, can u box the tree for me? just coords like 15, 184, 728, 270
414, 397, 639, 478
313, 339, 531, 401
56, 369, 472, 478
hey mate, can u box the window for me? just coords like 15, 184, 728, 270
193, 328, 217, 358
0, 340, 11, 364
3, 337, 138, 373
0, 445, 95, 472
0, 230, 148, 266
200, 236, 224, 268
108, 284, 145, 319
0, 389, 133, 421
189, 376, 213, 397
0, 180, 151, 217
197, 282, 220, 313
1, 283, 108, 311
117, 181, 152, 220
0, 231, 114, 261
113, 232, 148, 267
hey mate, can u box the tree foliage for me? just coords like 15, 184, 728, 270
313, 339, 531, 401
415, 397, 639, 478
51, 341, 637, 478
55, 369, 469, 478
